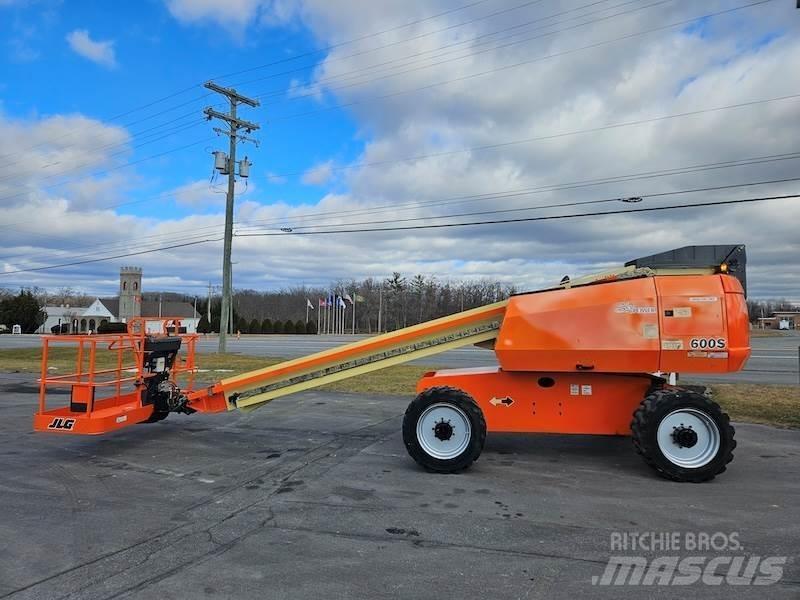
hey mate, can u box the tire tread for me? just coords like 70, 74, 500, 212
630, 388, 735, 482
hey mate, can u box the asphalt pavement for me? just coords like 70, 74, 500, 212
0, 371, 797, 599
2, 331, 798, 385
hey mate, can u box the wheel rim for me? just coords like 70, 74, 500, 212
416, 403, 472, 460
656, 408, 721, 468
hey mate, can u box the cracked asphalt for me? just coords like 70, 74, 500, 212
0, 371, 798, 599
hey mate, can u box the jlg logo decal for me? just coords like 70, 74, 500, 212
690, 338, 726, 350
47, 417, 76, 431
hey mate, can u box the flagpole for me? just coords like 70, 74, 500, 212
352, 289, 356, 335
207, 282, 212, 323
317, 300, 321, 335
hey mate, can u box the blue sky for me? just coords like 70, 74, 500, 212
0, 0, 798, 299
1, 0, 361, 219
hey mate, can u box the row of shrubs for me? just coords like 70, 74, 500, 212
197, 317, 317, 335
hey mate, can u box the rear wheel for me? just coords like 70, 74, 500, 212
403, 387, 486, 473
631, 389, 735, 482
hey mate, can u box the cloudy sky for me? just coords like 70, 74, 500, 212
0, 0, 798, 300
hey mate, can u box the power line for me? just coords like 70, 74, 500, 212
0, 0, 495, 163
263, 176, 800, 232
254, 0, 660, 107
0, 136, 213, 205
0, 117, 207, 185
235, 193, 799, 237
1, 0, 768, 210
238, 151, 800, 231
215, 0, 496, 83
238, 175, 800, 233
0, 0, 649, 195
267, 0, 773, 124
6, 149, 799, 263
0, 238, 223, 276
3, 188, 796, 276
0, 0, 667, 172
266, 91, 800, 180
237, 0, 574, 92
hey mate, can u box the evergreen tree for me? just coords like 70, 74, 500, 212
261, 318, 272, 333
0, 290, 46, 333
306, 320, 317, 334
249, 318, 260, 334
271, 320, 283, 334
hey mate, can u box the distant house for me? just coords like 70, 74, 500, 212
756, 311, 799, 330
38, 267, 200, 334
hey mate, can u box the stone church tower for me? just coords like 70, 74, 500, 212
119, 266, 142, 322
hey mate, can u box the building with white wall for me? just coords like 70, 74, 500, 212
38, 267, 200, 334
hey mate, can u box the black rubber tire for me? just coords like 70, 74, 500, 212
631, 388, 735, 483
403, 386, 486, 473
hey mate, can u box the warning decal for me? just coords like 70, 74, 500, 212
661, 339, 684, 350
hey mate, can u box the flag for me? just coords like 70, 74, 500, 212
319, 298, 326, 308
344, 293, 353, 304
354, 294, 365, 302
338, 297, 347, 308
307, 299, 314, 310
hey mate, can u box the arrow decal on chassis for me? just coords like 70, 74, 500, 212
489, 396, 514, 407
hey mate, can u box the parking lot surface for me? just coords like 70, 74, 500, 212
0, 372, 798, 599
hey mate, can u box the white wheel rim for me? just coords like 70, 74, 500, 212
416, 403, 472, 460
656, 408, 721, 469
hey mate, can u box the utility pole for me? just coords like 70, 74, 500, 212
203, 81, 259, 352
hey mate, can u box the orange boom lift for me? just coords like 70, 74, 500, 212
34, 245, 750, 482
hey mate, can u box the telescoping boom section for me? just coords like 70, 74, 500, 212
187, 301, 508, 414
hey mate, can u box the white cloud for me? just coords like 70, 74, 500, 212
300, 160, 333, 185
1, 2, 799, 302
171, 179, 254, 208
65, 29, 117, 68
164, 0, 299, 31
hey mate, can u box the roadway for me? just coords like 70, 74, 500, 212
2, 331, 797, 385
0, 373, 797, 599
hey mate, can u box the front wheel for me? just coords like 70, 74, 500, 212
631, 389, 735, 482
402, 387, 486, 473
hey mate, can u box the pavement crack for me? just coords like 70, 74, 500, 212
268, 522, 609, 567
